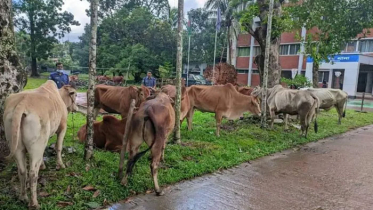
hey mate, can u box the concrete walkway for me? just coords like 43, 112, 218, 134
110, 125, 373, 210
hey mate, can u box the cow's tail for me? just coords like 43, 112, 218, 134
342, 98, 348, 118
309, 93, 319, 133
126, 107, 158, 175
5, 102, 26, 160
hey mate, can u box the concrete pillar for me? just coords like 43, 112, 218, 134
247, 21, 255, 86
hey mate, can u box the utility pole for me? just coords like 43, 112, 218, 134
261, 0, 274, 128
173, 0, 183, 144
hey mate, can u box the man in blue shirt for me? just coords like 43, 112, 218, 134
142, 71, 156, 88
49, 62, 69, 89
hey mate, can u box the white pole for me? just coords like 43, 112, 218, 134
187, 35, 191, 86
248, 21, 255, 86
298, 26, 307, 74
212, 28, 218, 85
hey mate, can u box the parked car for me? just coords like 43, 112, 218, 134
182, 74, 212, 87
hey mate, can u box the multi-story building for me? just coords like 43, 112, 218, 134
231, 22, 373, 98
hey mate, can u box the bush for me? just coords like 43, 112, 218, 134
281, 74, 311, 89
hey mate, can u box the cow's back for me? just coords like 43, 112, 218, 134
4, 81, 67, 140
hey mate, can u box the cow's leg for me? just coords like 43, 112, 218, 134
270, 109, 276, 129
56, 126, 67, 169
28, 148, 44, 209
14, 150, 28, 203
39, 160, 46, 170
186, 108, 195, 131
299, 113, 306, 137
151, 142, 164, 196
215, 112, 223, 137
284, 114, 289, 131
122, 142, 141, 186
336, 104, 343, 125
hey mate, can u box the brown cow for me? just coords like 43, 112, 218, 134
122, 92, 175, 196
161, 85, 190, 122
69, 75, 78, 82
77, 115, 127, 152
186, 83, 261, 136
93, 85, 150, 119
113, 76, 124, 85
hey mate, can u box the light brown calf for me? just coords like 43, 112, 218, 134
3, 81, 77, 208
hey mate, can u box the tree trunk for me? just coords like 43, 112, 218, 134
85, 0, 98, 160
29, 5, 38, 77
227, 25, 231, 65
173, 0, 183, 144
312, 61, 319, 88
260, 0, 275, 128
0, 0, 28, 163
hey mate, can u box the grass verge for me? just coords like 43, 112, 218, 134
1, 109, 373, 209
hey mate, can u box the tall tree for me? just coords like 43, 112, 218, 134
85, 0, 99, 160
238, 0, 290, 88
173, 0, 183, 144
289, 0, 373, 88
0, 0, 28, 162
13, 0, 79, 77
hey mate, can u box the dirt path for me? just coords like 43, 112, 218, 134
111, 125, 373, 210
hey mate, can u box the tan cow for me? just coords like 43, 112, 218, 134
235, 86, 254, 96
3, 81, 78, 208
186, 83, 261, 136
252, 85, 319, 137
302, 88, 348, 124
161, 85, 190, 122
122, 92, 175, 196
77, 115, 128, 152
93, 85, 150, 119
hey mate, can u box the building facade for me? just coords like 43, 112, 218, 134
232, 28, 373, 98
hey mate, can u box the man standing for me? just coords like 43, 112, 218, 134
142, 71, 156, 88
49, 62, 69, 89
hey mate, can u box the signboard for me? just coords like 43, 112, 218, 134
306, 54, 359, 63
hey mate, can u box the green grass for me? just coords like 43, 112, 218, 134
1, 109, 373, 209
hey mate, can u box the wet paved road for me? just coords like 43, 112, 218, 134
110, 125, 373, 210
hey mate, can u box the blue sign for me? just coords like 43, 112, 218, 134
306, 54, 359, 63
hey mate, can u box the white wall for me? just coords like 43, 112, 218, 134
305, 61, 360, 96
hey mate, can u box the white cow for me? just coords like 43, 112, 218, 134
302, 88, 348, 124
3, 80, 78, 208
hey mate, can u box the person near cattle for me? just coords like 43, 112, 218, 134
142, 71, 156, 88
322, 80, 327, 88
49, 62, 69, 89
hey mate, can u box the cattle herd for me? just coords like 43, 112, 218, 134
2, 80, 348, 208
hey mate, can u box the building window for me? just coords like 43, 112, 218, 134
318, 71, 330, 83
346, 41, 357, 52
238, 47, 250, 57
252, 70, 259, 74
359, 40, 373, 52
281, 71, 292, 79
237, 70, 248, 74
280, 44, 300, 55
280, 45, 289, 55
253, 46, 261, 56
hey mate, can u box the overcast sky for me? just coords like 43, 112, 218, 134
61, 0, 208, 42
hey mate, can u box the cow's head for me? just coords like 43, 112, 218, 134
60, 85, 78, 112
251, 86, 262, 98
249, 96, 261, 116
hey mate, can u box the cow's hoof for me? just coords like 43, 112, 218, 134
56, 163, 66, 170
19, 195, 29, 203
28, 202, 40, 209
121, 178, 128, 186
39, 164, 46, 170
156, 190, 165, 196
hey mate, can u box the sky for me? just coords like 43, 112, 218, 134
61, 0, 208, 42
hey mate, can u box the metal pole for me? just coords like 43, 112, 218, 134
212, 28, 218, 85
248, 21, 255, 86
187, 35, 191, 87
261, 0, 274, 128
361, 92, 365, 112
